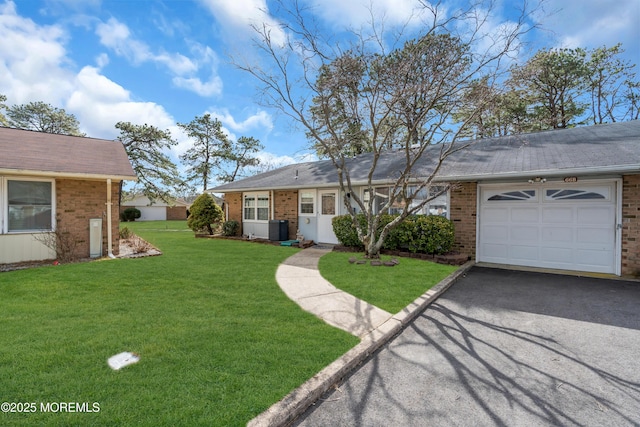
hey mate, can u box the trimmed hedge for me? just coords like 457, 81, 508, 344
332, 213, 455, 255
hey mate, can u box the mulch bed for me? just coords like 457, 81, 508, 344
333, 245, 469, 266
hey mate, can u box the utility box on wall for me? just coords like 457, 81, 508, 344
89, 218, 103, 258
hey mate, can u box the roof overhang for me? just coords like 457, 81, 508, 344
0, 168, 137, 182
208, 164, 640, 194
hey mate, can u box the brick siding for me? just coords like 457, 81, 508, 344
224, 192, 243, 235
273, 190, 299, 240
622, 174, 640, 277
56, 179, 122, 258
166, 206, 187, 220
449, 182, 477, 259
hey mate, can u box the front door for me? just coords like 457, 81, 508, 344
318, 190, 339, 244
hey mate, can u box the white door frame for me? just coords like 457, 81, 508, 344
317, 189, 339, 244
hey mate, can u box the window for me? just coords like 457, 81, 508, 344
244, 195, 255, 220
487, 190, 536, 201
321, 193, 336, 215
4, 179, 54, 232
243, 193, 269, 221
362, 185, 449, 217
300, 191, 315, 214
545, 189, 607, 200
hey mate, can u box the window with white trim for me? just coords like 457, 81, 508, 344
1, 177, 55, 233
243, 193, 269, 221
299, 191, 315, 214
362, 185, 449, 217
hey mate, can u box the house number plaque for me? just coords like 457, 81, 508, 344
563, 176, 578, 182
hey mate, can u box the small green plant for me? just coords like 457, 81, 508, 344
187, 193, 224, 235
121, 207, 141, 222
222, 220, 240, 236
119, 226, 132, 239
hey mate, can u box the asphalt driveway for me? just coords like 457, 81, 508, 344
293, 267, 640, 426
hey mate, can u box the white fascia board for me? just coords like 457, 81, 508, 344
0, 168, 137, 182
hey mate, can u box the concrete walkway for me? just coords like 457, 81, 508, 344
251, 247, 474, 427
275, 247, 393, 337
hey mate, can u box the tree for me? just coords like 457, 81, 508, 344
585, 44, 639, 124
0, 94, 8, 126
178, 114, 230, 192
187, 193, 224, 235
218, 136, 264, 183
116, 121, 182, 203
3, 100, 84, 136
509, 48, 588, 130
236, 0, 537, 258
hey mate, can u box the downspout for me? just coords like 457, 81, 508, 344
106, 178, 115, 258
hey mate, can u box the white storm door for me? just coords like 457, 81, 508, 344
317, 190, 339, 244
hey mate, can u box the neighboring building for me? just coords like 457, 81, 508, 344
121, 194, 189, 221
210, 121, 640, 277
0, 127, 136, 264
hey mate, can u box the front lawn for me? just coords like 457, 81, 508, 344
318, 252, 458, 313
0, 221, 358, 426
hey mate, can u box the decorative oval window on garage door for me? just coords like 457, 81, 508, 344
545, 188, 609, 201
487, 190, 536, 201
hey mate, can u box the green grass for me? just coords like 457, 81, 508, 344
318, 252, 458, 314
0, 221, 358, 426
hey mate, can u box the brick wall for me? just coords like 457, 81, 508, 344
224, 192, 243, 235
273, 190, 299, 240
166, 206, 187, 220
622, 174, 640, 277
56, 179, 121, 258
449, 182, 477, 258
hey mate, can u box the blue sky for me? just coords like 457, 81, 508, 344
1, 0, 638, 173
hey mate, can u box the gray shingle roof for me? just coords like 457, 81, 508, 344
0, 127, 136, 180
210, 121, 640, 192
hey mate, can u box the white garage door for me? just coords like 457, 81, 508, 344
478, 182, 618, 274
138, 206, 166, 221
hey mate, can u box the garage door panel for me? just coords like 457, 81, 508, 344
577, 207, 615, 224
511, 207, 539, 222
479, 182, 617, 274
540, 247, 573, 264
542, 227, 573, 243
511, 226, 539, 241
482, 207, 509, 222
481, 224, 509, 241
576, 228, 611, 245
480, 243, 509, 260
576, 249, 615, 267
510, 245, 539, 261
542, 207, 573, 223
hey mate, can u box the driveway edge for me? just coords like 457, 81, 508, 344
248, 260, 475, 427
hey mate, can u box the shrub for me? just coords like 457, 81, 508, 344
222, 220, 240, 237
332, 214, 365, 248
332, 213, 455, 254
121, 207, 141, 222
408, 215, 455, 254
187, 193, 224, 235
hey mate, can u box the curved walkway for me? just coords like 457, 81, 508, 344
275, 247, 392, 337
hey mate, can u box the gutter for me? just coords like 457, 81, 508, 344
0, 168, 137, 182
209, 165, 640, 193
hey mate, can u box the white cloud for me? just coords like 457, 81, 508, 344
66, 65, 176, 139
198, 0, 287, 46
95, 16, 218, 96
534, 0, 639, 52
209, 108, 273, 133
0, 0, 74, 105
173, 75, 223, 97
305, 0, 425, 29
